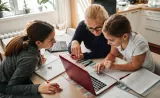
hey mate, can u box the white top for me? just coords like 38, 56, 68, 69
117, 32, 155, 72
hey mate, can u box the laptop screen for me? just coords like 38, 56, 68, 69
59, 55, 96, 95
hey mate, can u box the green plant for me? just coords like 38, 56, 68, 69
37, 0, 55, 10
23, 0, 30, 14
37, 0, 49, 9
0, 0, 10, 11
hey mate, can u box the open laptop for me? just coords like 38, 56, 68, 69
47, 41, 68, 52
59, 55, 117, 95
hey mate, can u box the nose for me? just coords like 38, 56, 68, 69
92, 30, 97, 34
52, 38, 56, 44
107, 40, 111, 45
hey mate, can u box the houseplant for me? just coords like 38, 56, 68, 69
23, 0, 30, 14
0, 0, 10, 18
37, 0, 49, 11
37, 0, 54, 11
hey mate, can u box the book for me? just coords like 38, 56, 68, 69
120, 68, 160, 96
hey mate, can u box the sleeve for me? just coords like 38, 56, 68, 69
68, 21, 86, 53
133, 41, 149, 56
6, 55, 40, 96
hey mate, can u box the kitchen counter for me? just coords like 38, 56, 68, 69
117, 4, 160, 14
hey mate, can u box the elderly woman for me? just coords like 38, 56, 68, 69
68, 4, 111, 60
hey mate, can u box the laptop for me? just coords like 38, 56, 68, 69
47, 41, 68, 52
59, 55, 117, 95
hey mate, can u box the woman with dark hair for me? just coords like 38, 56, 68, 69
95, 14, 155, 73
0, 20, 62, 98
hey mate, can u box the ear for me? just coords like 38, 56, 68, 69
122, 33, 129, 40
35, 40, 41, 46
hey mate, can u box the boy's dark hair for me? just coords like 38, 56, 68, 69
5, 20, 54, 56
102, 14, 131, 37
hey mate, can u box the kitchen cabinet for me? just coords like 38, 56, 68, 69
139, 10, 160, 45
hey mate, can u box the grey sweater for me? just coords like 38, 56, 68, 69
0, 45, 41, 96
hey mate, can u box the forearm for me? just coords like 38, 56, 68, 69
6, 84, 40, 96
111, 63, 141, 71
106, 53, 116, 62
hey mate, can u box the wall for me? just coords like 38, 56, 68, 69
71, 0, 92, 28
0, 0, 71, 34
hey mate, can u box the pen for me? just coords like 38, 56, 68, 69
119, 74, 130, 80
84, 61, 93, 67
81, 59, 91, 64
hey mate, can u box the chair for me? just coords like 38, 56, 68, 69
151, 52, 160, 76
65, 28, 75, 36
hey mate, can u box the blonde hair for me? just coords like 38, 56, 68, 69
85, 4, 109, 24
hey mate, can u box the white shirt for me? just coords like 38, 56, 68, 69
117, 32, 155, 72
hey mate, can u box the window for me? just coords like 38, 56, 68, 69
1, 0, 56, 18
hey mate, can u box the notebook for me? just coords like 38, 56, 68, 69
59, 55, 117, 95
100, 86, 138, 98
47, 41, 68, 52
35, 51, 65, 80
120, 68, 160, 96
101, 58, 132, 81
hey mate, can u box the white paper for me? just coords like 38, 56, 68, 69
120, 68, 160, 95
102, 69, 132, 80
101, 57, 131, 80
100, 86, 138, 98
42, 51, 59, 65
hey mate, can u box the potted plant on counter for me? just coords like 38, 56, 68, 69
0, 0, 10, 18
37, 0, 54, 12
23, 0, 30, 14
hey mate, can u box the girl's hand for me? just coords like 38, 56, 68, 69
38, 83, 63, 94
94, 63, 105, 74
71, 40, 82, 58
40, 55, 46, 65
103, 60, 113, 69
94, 59, 113, 73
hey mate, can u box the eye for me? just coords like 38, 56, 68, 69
109, 39, 114, 42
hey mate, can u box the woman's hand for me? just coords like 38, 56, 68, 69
70, 54, 84, 60
71, 40, 82, 59
38, 83, 63, 94
40, 55, 46, 65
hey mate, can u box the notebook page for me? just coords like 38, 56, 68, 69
120, 68, 160, 95
101, 58, 132, 80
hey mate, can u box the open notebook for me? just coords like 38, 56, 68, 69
35, 51, 65, 80
120, 68, 160, 96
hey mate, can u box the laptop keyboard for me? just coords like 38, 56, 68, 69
50, 41, 68, 52
90, 76, 107, 92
